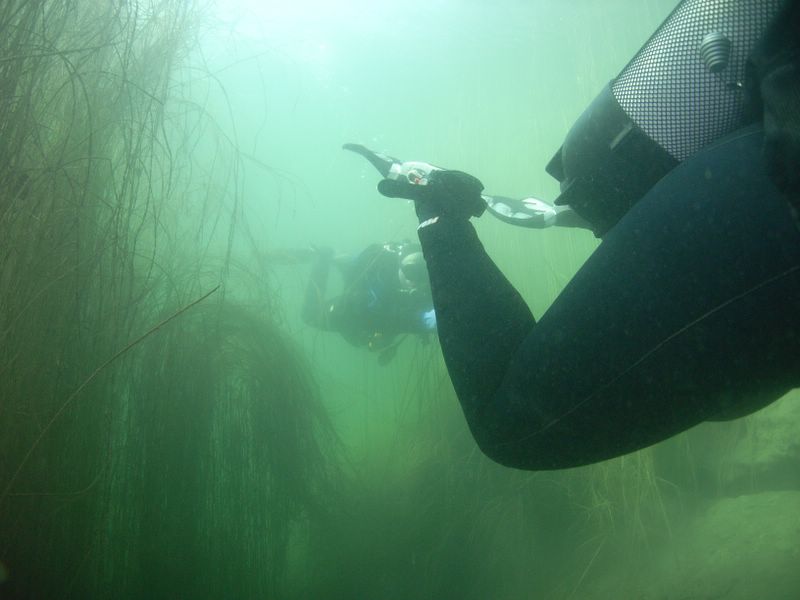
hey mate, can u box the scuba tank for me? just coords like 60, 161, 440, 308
546, 0, 788, 236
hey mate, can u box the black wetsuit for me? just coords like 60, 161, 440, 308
341, 0, 800, 468
417, 126, 800, 470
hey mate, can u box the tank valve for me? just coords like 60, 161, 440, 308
700, 31, 732, 74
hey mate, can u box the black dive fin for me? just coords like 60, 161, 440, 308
483, 195, 558, 229
342, 143, 400, 178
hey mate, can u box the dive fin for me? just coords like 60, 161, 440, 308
342, 143, 399, 177
483, 195, 558, 229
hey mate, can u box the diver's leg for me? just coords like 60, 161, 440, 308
493, 126, 800, 469
419, 127, 800, 470
417, 218, 537, 423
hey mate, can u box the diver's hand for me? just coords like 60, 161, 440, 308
343, 143, 486, 220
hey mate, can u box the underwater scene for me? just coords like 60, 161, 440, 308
1, 0, 799, 598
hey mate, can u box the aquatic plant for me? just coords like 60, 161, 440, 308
0, 2, 339, 598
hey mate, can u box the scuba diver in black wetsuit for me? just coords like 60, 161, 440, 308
343, 0, 800, 470
301, 241, 436, 364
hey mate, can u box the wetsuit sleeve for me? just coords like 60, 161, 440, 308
416, 218, 537, 445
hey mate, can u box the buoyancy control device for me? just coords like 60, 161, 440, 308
546, 0, 789, 236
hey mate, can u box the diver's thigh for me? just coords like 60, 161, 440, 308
495, 127, 800, 468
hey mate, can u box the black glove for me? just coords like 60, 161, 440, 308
343, 143, 486, 222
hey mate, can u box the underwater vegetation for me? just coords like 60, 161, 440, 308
0, 2, 339, 598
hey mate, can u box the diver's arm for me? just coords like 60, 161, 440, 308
416, 217, 536, 426
343, 144, 536, 449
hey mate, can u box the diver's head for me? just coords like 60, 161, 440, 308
398, 251, 429, 291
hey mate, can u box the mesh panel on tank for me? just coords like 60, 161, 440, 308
611, 0, 785, 161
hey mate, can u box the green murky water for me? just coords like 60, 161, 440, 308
1, 1, 798, 598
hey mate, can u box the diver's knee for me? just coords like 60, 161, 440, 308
469, 418, 562, 471
473, 435, 561, 471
